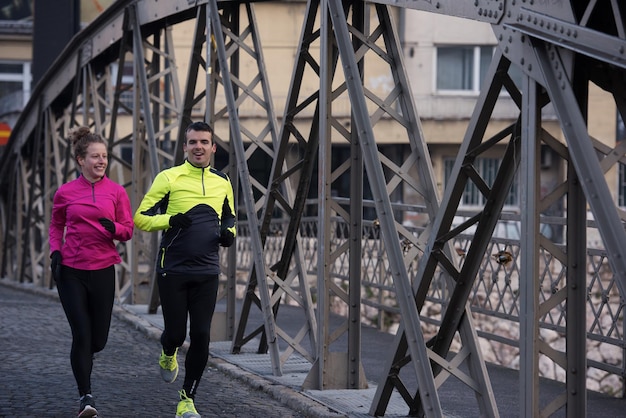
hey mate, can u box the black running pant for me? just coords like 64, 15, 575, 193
56, 265, 116, 397
157, 273, 219, 396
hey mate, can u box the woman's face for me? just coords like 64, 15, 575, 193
78, 142, 108, 182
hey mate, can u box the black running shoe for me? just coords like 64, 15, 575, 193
78, 394, 98, 417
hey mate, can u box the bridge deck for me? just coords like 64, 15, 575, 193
1, 279, 624, 417
124, 301, 626, 417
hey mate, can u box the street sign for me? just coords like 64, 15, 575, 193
0, 122, 10, 146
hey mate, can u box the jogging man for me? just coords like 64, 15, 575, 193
134, 121, 236, 418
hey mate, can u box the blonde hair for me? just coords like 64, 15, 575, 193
68, 126, 106, 164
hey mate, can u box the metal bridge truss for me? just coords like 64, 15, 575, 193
0, 0, 625, 417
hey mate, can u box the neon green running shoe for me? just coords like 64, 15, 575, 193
158, 348, 178, 383
176, 390, 201, 418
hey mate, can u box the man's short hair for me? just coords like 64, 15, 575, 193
185, 121, 213, 136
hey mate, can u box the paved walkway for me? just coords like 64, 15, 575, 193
0, 281, 320, 418
1, 279, 625, 417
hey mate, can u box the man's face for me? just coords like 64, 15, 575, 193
184, 129, 215, 168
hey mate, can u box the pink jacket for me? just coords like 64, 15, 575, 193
49, 175, 134, 270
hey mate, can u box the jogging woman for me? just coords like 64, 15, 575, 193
49, 126, 134, 417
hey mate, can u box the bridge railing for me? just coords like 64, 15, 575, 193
231, 200, 625, 396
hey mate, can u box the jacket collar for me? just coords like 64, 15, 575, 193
78, 173, 106, 185
184, 159, 211, 171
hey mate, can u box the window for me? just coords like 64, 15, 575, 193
0, 0, 33, 21
444, 157, 519, 207
436, 46, 493, 93
436, 45, 522, 93
0, 61, 31, 109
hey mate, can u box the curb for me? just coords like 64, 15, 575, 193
114, 304, 344, 418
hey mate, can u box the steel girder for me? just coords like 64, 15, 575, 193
321, 0, 497, 408
212, 1, 317, 374
369, 50, 519, 417
363, 1, 626, 418
205, 0, 315, 374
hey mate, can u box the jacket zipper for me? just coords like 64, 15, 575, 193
201, 166, 206, 195
160, 247, 166, 269
160, 229, 184, 269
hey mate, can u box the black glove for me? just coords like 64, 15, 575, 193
219, 229, 235, 247
170, 213, 192, 229
98, 217, 116, 234
50, 251, 62, 282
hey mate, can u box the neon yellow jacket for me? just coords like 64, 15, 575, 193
134, 160, 236, 275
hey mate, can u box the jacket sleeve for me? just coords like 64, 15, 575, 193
220, 176, 237, 237
49, 188, 67, 254
133, 172, 173, 232
112, 186, 135, 242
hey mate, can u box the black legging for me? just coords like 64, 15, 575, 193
157, 273, 219, 397
56, 265, 115, 397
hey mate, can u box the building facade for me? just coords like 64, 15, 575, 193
0, 1, 620, 220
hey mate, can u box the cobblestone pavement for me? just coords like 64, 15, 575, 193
4, 280, 626, 418
0, 284, 307, 418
